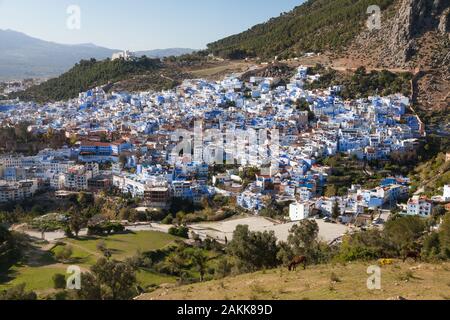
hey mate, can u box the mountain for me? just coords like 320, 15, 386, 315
207, 0, 449, 117
207, 0, 397, 59
0, 29, 196, 81
345, 0, 450, 120
0, 29, 117, 81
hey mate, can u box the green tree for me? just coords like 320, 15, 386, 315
383, 215, 426, 255
421, 232, 441, 260
168, 226, 189, 239
52, 274, 67, 289
77, 258, 137, 300
214, 257, 233, 279
337, 229, 387, 262
0, 284, 37, 300
287, 220, 324, 263
0, 226, 25, 271
191, 249, 208, 282
432, 205, 446, 217
77, 192, 94, 208
55, 246, 73, 263
332, 201, 341, 221
69, 211, 86, 237
277, 241, 295, 266
227, 225, 279, 272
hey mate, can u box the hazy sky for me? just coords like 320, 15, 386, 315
0, 0, 304, 50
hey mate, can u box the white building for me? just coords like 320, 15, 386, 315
289, 201, 314, 221
60, 163, 99, 191
407, 196, 433, 217
443, 185, 450, 202
112, 50, 136, 61
0, 180, 38, 203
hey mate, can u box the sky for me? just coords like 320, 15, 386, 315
0, 0, 304, 51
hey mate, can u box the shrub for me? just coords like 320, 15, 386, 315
54, 245, 73, 263
52, 274, 66, 289
0, 283, 37, 300
87, 222, 124, 235
168, 226, 189, 239
161, 214, 174, 225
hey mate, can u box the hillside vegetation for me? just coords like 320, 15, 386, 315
304, 65, 412, 99
409, 152, 450, 197
207, 0, 395, 59
11, 57, 185, 102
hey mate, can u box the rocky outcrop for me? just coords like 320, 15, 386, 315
386, 0, 449, 65
438, 8, 450, 36
345, 0, 449, 114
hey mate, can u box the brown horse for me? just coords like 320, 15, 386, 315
288, 256, 307, 271
402, 251, 420, 263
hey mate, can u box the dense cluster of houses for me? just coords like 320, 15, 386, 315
0, 65, 442, 223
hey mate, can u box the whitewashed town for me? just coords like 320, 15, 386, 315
1, 0, 450, 302
1, 64, 446, 232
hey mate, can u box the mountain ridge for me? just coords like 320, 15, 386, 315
0, 29, 196, 81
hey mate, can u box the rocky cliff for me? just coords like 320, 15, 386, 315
347, 0, 449, 120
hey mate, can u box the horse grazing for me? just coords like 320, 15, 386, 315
402, 251, 420, 262
288, 256, 307, 271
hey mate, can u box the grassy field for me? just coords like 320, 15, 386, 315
0, 265, 68, 292
63, 231, 180, 261
0, 231, 180, 294
138, 261, 450, 300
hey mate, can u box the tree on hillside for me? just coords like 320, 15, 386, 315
383, 215, 426, 255
191, 249, 208, 282
0, 283, 37, 300
332, 201, 341, 221
432, 205, 446, 217
227, 225, 279, 272
77, 258, 137, 300
0, 225, 26, 271
68, 210, 86, 238
287, 220, 324, 263
77, 192, 94, 208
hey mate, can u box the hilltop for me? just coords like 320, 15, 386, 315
138, 261, 450, 300
10, 57, 191, 102
207, 0, 396, 59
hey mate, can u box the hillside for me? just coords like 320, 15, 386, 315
10, 57, 191, 102
138, 261, 450, 300
207, 0, 396, 59
345, 0, 450, 118
207, 0, 450, 118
